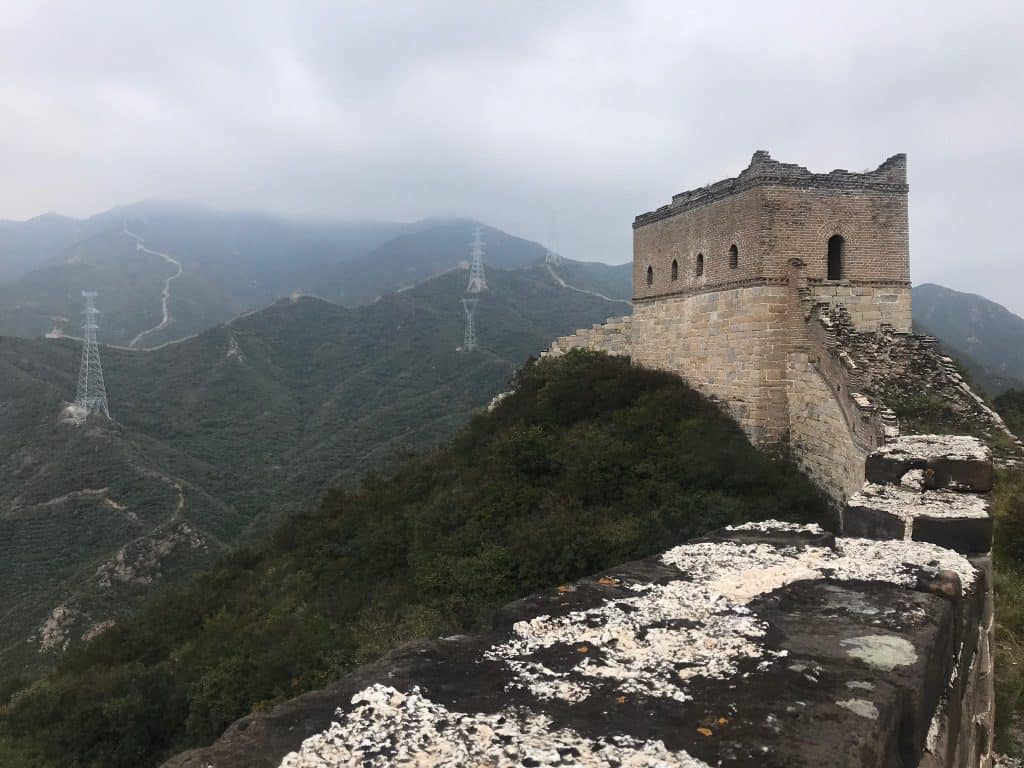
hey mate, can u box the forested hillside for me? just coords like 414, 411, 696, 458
0, 351, 827, 768
0, 264, 622, 679
913, 283, 1024, 395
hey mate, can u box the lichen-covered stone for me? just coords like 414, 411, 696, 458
846, 482, 992, 554
865, 435, 994, 492
163, 523, 989, 768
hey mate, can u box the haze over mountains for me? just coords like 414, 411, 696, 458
0, 202, 631, 348
912, 283, 1024, 395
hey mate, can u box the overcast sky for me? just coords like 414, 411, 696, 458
2, 2, 1022, 312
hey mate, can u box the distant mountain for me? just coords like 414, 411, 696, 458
0, 212, 84, 282
0, 263, 624, 678
912, 283, 1024, 395
0, 205, 612, 349
319, 219, 547, 304
0, 201, 413, 346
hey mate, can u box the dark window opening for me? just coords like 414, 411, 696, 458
827, 235, 844, 280
729, 244, 739, 269
696, 253, 704, 277
646, 265, 653, 286
671, 259, 678, 281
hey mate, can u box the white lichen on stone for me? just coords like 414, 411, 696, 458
278, 684, 710, 768
837, 698, 880, 719
850, 483, 990, 521
486, 528, 974, 706
840, 635, 918, 671
724, 520, 825, 534
279, 523, 978, 766
873, 434, 990, 463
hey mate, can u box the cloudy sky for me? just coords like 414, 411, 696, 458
2, 2, 1022, 312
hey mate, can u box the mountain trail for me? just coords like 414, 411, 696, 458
545, 263, 631, 306
123, 227, 184, 348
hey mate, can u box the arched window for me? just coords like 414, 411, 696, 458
696, 253, 704, 277
827, 235, 844, 280
729, 244, 739, 269
671, 259, 678, 281
646, 264, 653, 286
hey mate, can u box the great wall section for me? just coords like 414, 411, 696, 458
163, 153, 1023, 767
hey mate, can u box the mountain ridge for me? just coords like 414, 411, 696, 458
0, 261, 626, 679
912, 282, 1024, 394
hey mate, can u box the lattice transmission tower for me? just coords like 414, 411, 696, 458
461, 298, 479, 352
544, 213, 561, 265
75, 291, 110, 418
466, 227, 488, 293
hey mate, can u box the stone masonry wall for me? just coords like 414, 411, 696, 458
786, 350, 870, 500
633, 151, 911, 334
630, 286, 792, 445
810, 282, 912, 332
543, 316, 632, 359
843, 435, 998, 767
167, 515, 994, 768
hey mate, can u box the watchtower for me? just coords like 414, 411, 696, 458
629, 151, 910, 446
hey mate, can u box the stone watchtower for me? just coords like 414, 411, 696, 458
630, 151, 910, 451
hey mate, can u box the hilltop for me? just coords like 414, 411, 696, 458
0, 351, 827, 768
913, 283, 1024, 395
0, 263, 623, 679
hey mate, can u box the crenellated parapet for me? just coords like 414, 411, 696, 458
166, 508, 993, 768
635, 151, 907, 228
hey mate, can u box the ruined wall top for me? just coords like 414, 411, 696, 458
634, 151, 908, 229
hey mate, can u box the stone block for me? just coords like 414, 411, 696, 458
865, 435, 993, 492
913, 514, 993, 556
845, 482, 992, 554
844, 498, 908, 541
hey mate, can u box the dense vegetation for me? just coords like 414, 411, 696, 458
0, 264, 624, 679
0, 351, 827, 767
986, 393, 1024, 754
994, 389, 1024, 439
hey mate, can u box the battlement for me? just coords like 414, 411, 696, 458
167, 434, 996, 767
635, 151, 908, 228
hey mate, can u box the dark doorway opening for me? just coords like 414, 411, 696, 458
827, 235, 844, 280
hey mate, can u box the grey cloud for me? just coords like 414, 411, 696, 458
1, 1, 1022, 312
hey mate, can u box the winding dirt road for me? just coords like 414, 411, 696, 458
123, 227, 183, 349
545, 263, 631, 306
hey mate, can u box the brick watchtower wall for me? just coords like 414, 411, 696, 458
630, 151, 910, 448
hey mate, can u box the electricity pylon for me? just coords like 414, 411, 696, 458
75, 291, 110, 418
461, 298, 479, 352
466, 227, 487, 293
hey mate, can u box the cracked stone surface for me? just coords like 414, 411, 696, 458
164, 523, 986, 768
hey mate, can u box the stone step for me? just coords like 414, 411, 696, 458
864, 434, 993, 492
845, 482, 992, 554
